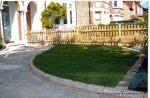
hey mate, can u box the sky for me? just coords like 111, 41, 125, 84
141, 1, 149, 8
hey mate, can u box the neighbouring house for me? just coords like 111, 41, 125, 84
109, 0, 124, 21
76, 1, 110, 26
123, 1, 143, 20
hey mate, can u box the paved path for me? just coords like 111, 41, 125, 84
0, 45, 128, 98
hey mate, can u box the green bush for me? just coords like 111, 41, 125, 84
128, 72, 147, 92
0, 36, 2, 49
41, 2, 67, 29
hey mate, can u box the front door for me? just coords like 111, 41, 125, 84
2, 2, 11, 43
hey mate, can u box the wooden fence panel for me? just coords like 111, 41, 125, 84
27, 24, 148, 46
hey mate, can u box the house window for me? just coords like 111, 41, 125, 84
64, 18, 67, 24
95, 2, 101, 7
114, 1, 117, 7
70, 11, 72, 24
63, 3, 67, 6
69, 4, 72, 8
95, 11, 101, 21
55, 19, 60, 24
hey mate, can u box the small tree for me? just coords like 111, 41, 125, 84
41, 2, 67, 29
143, 12, 148, 24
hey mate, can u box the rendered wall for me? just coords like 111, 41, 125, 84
9, 2, 19, 42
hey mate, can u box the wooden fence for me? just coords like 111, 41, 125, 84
26, 24, 148, 46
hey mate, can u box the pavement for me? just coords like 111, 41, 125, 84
0, 45, 135, 98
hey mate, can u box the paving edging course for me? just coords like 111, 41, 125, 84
29, 46, 145, 98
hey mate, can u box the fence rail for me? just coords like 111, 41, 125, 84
27, 24, 148, 46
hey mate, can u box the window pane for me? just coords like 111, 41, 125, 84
70, 11, 72, 24
114, 1, 117, 7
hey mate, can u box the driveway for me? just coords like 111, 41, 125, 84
0, 45, 128, 98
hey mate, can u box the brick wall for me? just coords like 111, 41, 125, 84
76, 1, 90, 26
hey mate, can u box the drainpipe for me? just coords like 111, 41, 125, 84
75, 1, 77, 26
88, 1, 91, 24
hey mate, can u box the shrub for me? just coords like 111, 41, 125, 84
41, 2, 67, 29
0, 36, 2, 49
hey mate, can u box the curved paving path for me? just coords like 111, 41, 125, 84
0, 45, 128, 98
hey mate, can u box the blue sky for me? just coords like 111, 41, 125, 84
141, 1, 149, 8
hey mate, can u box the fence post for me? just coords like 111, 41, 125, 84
118, 24, 121, 36
76, 26, 79, 44
118, 24, 121, 45
44, 29, 47, 45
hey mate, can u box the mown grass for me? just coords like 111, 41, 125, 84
33, 45, 139, 87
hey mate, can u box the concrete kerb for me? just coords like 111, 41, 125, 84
29, 47, 145, 98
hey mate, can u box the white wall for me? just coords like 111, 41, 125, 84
24, 0, 45, 31
92, 8, 110, 25
29, 1, 44, 31
101, 10, 110, 24
30, 2, 37, 30
9, 2, 19, 42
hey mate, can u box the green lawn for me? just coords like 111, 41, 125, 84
33, 45, 139, 87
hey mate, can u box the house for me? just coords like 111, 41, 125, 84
109, 0, 124, 21
76, 1, 110, 26
0, 1, 46, 43
0, 0, 76, 43
123, 1, 143, 20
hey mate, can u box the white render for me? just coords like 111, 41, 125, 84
8, 2, 19, 42
92, 8, 110, 25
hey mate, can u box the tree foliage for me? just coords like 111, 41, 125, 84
143, 12, 148, 24
41, 2, 67, 29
